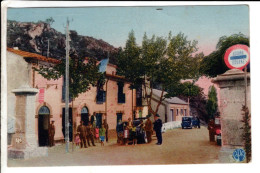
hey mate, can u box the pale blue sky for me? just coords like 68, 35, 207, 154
7, 5, 249, 55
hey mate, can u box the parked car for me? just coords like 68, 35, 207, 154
192, 117, 199, 128
181, 116, 193, 129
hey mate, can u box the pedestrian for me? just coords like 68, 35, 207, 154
196, 116, 201, 129
116, 119, 124, 144
95, 125, 100, 143
144, 114, 153, 143
208, 119, 215, 142
86, 122, 96, 146
75, 132, 81, 148
153, 114, 162, 145
77, 121, 87, 148
90, 112, 96, 126
103, 119, 109, 142
131, 122, 137, 145
99, 124, 106, 146
48, 120, 55, 147
123, 124, 130, 145
128, 118, 132, 128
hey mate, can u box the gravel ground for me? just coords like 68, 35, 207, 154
8, 126, 220, 167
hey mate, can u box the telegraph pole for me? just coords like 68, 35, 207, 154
65, 18, 70, 153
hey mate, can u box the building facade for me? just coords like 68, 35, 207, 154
7, 47, 137, 146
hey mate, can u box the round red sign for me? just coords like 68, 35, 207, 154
224, 44, 250, 70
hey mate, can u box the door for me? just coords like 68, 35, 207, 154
116, 113, 123, 124
62, 108, 72, 142
170, 109, 174, 121
81, 107, 89, 126
96, 113, 102, 128
38, 106, 50, 147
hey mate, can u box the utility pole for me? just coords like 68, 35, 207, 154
65, 18, 70, 153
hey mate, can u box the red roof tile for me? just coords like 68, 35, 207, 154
7, 47, 61, 64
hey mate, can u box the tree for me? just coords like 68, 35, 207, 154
206, 85, 218, 119
116, 31, 201, 117
179, 84, 208, 122
45, 17, 55, 25
200, 33, 249, 77
34, 51, 103, 99
241, 105, 251, 163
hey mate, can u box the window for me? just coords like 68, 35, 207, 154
181, 109, 184, 116
176, 109, 179, 116
117, 82, 125, 103
184, 109, 187, 116
96, 89, 106, 104
139, 110, 142, 118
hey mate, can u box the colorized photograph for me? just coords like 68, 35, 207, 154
2, 3, 251, 167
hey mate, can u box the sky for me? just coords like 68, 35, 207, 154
7, 5, 249, 56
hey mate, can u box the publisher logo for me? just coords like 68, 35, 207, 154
233, 148, 246, 162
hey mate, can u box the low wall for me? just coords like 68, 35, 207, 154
162, 121, 182, 132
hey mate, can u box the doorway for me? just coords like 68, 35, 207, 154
38, 106, 50, 147
81, 107, 89, 126
96, 113, 102, 128
62, 108, 72, 142
116, 113, 123, 124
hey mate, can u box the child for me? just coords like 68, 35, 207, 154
95, 126, 100, 143
123, 125, 130, 145
99, 124, 106, 146
75, 133, 81, 148
131, 123, 137, 145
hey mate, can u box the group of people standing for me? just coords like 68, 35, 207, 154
76, 112, 109, 148
117, 113, 163, 146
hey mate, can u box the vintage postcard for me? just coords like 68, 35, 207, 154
1, 1, 259, 173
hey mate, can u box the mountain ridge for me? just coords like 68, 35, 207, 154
7, 20, 119, 64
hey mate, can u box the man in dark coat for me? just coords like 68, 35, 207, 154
90, 112, 96, 126
77, 121, 87, 148
49, 120, 55, 147
153, 114, 162, 145
103, 119, 109, 142
144, 114, 153, 143
86, 122, 96, 146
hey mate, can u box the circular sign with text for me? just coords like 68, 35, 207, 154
224, 44, 250, 70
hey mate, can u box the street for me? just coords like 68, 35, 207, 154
8, 126, 220, 166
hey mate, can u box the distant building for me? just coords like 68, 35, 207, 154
150, 89, 189, 123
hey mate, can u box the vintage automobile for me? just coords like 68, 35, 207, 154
181, 116, 193, 129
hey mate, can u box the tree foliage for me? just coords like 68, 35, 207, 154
200, 33, 249, 77
241, 105, 251, 163
116, 31, 202, 116
206, 85, 218, 119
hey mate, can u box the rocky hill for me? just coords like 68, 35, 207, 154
7, 20, 119, 64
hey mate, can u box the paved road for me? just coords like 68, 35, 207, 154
8, 126, 220, 166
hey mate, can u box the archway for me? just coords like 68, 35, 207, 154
81, 107, 89, 126
38, 106, 50, 146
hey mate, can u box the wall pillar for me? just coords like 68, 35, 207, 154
212, 69, 250, 163
8, 85, 48, 159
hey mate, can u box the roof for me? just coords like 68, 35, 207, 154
7, 47, 60, 64
152, 89, 188, 105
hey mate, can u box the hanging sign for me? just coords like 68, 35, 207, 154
224, 44, 250, 70
38, 88, 45, 103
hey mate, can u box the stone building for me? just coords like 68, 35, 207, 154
150, 89, 189, 123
